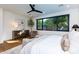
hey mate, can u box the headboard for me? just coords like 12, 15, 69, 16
12, 30, 30, 39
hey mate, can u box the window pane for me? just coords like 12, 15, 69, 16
37, 19, 42, 29
43, 18, 57, 31
57, 15, 69, 31
52, 17, 59, 31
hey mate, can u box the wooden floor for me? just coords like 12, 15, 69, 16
0, 39, 22, 52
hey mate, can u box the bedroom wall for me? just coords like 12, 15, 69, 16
34, 8, 79, 32
23, 16, 30, 30
0, 8, 3, 41
0, 8, 29, 41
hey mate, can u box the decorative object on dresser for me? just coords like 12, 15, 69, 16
28, 16, 34, 32
72, 24, 79, 31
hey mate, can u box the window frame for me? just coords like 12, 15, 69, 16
36, 14, 69, 32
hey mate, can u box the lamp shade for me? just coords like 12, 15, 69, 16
72, 24, 79, 28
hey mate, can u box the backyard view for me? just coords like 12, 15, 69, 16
37, 14, 69, 31
37, 19, 43, 29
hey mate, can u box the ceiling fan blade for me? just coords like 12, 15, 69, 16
29, 4, 35, 10
27, 4, 43, 13
34, 10, 43, 13
27, 10, 32, 13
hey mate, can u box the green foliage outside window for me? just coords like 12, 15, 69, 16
37, 14, 69, 31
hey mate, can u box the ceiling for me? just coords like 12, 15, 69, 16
0, 4, 79, 18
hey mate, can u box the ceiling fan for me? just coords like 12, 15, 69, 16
27, 4, 43, 13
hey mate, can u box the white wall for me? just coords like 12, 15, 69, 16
0, 8, 3, 40
34, 8, 79, 31
23, 16, 29, 30
0, 9, 29, 41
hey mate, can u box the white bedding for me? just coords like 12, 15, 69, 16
68, 31, 79, 54
20, 35, 49, 54
31, 35, 64, 54
20, 34, 68, 54
20, 30, 79, 54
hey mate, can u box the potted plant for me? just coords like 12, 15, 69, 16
28, 17, 34, 38
28, 17, 34, 32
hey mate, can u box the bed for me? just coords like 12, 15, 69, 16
20, 31, 79, 54
20, 34, 68, 54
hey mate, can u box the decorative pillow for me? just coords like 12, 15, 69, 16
69, 31, 79, 40
61, 34, 70, 52
68, 31, 79, 53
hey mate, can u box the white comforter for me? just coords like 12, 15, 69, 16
18, 31, 79, 54
20, 35, 49, 54
20, 35, 67, 54
31, 35, 64, 54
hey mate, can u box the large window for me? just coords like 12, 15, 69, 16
36, 14, 69, 31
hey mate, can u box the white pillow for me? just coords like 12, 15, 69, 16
69, 31, 79, 40
69, 31, 79, 53
61, 34, 70, 52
